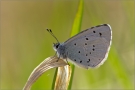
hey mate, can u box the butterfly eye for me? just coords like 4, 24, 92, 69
53, 43, 59, 49
56, 44, 59, 48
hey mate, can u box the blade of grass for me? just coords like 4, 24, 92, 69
51, 0, 84, 89
23, 56, 67, 90
51, 68, 58, 90
54, 66, 72, 90
68, 0, 84, 89
108, 46, 134, 89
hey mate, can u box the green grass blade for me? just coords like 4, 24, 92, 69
108, 46, 134, 88
51, 68, 58, 89
68, 0, 84, 90
52, 0, 84, 89
70, 0, 84, 37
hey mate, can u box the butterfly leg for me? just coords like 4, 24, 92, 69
56, 55, 70, 66
52, 51, 60, 62
53, 51, 57, 57
65, 58, 70, 66
56, 54, 60, 62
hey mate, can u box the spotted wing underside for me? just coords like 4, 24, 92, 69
64, 24, 112, 69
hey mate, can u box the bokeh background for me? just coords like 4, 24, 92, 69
1, 0, 134, 90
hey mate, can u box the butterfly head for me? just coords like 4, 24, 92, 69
46, 29, 61, 51
53, 43, 60, 51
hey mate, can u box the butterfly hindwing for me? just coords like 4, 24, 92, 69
63, 24, 112, 68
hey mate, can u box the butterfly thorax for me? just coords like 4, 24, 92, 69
53, 43, 67, 59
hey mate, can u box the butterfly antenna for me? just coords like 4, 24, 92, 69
46, 29, 59, 43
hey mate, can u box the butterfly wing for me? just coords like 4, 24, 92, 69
64, 24, 112, 69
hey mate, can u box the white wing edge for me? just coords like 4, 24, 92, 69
92, 24, 112, 68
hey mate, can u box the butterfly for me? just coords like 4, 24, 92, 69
47, 24, 112, 69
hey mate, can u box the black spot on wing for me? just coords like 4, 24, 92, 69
91, 27, 94, 29
93, 31, 96, 33
86, 38, 88, 40
96, 25, 101, 27
87, 59, 90, 63
99, 32, 102, 37
103, 24, 108, 26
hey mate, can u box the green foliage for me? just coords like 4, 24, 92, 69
68, 0, 84, 89
1, 0, 134, 89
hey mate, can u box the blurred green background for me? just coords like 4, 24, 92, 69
1, 0, 134, 90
